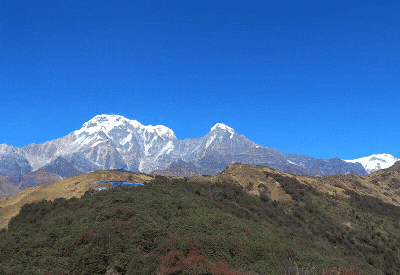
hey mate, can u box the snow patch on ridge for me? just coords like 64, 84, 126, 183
151, 125, 176, 140
156, 140, 174, 158
344, 153, 399, 174
121, 132, 133, 145
206, 134, 216, 149
0, 143, 14, 154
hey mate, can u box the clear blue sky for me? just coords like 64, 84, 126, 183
1, 0, 399, 160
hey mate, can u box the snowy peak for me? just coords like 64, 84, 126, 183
0, 143, 12, 154
76, 114, 177, 140
0, 143, 20, 154
210, 123, 236, 138
210, 123, 235, 132
202, 123, 259, 151
147, 125, 176, 140
344, 153, 399, 174
79, 114, 142, 135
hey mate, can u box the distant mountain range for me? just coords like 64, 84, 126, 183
0, 114, 396, 196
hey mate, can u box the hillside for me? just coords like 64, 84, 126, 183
151, 161, 215, 177
190, 162, 400, 207
0, 170, 153, 229
2, 164, 400, 273
2, 172, 400, 274
3, 162, 400, 231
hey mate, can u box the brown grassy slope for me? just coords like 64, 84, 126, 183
3, 162, 400, 229
384, 160, 400, 172
190, 162, 400, 206
151, 163, 203, 177
151, 162, 214, 177
189, 162, 349, 201
189, 163, 293, 201
318, 168, 400, 206
0, 170, 153, 229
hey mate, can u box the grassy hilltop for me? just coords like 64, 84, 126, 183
0, 170, 153, 229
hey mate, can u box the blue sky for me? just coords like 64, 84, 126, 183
1, 0, 399, 160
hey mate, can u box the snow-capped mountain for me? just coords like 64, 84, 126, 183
0, 114, 371, 196
21, 114, 177, 173
344, 154, 399, 174
17, 114, 365, 176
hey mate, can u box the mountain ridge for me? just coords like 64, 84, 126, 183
0, 114, 390, 196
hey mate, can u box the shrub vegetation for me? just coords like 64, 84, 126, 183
1, 175, 400, 274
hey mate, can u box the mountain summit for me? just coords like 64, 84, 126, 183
210, 123, 236, 135
78, 114, 176, 140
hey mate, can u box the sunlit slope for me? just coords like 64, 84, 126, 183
191, 162, 400, 206
3, 162, 400, 230
0, 170, 153, 229
190, 163, 293, 201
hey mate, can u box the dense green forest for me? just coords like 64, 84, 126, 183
1, 175, 400, 274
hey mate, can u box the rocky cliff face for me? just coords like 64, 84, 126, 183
0, 144, 32, 182
0, 114, 369, 196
